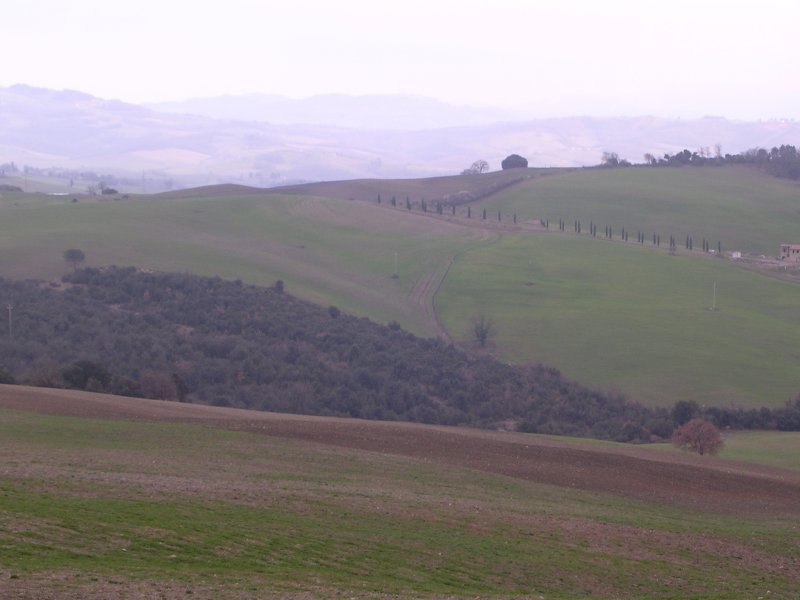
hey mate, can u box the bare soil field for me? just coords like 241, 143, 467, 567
2, 385, 798, 518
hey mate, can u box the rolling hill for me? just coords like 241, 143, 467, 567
473, 164, 800, 256
1, 386, 798, 598
2, 165, 800, 409
0, 187, 486, 335
436, 233, 800, 407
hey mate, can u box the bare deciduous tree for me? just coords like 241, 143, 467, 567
462, 159, 489, 175
672, 418, 724, 455
473, 314, 494, 348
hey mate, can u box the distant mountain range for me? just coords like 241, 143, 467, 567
144, 93, 526, 130
1, 84, 799, 187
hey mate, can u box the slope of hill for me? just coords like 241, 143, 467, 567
1, 386, 798, 599
0, 188, 486, 334
0, 267, 660, 440
475, 164, 800, 255
437, 233, 800, 408
4, 166, 800, 410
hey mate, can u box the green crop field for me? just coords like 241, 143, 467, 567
437, 233, 800, 408
477, 165, 800, 256
717, 431, 800, 470
647, 431, 800, 471
1, 393, 798, 599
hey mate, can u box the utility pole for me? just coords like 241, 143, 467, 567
6, 303, 12, 338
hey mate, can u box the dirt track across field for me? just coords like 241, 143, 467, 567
2, 385, 799, 517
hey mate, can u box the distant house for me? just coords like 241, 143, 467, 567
780, 244, 800, 262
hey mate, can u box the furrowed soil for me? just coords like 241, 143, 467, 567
1, 385, 799, 599
2, 386, 798, 517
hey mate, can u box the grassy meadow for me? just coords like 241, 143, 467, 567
478, 165, 800, 256
1, 404, 798, 599
437, 233, 800, 408
716, 430, 800, 471
0, 191, 486, 335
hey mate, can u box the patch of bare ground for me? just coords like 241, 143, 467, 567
2, 385, 799, 518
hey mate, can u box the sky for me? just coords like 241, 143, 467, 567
1, 0, 798, 120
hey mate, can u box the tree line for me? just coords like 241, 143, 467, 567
544, 218, 724, 255
602, 144, 800, 181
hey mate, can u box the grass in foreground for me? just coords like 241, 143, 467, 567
0, 408, 798, 599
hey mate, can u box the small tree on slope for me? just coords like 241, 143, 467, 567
672, 418, 724, 455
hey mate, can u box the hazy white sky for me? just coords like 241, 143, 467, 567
2, 0, 798, 119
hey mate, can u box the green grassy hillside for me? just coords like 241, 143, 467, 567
476, 165, 800, 255
1, 390, 798, 599
437, 234, 800, 408
0, 191, 486, 335
3, 167, 800, 410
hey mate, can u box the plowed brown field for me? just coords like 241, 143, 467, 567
2, 385, 798, 518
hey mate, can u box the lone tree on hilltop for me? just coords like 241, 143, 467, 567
501, 154, 528, 170
672, 418, 724, 456
600, 151, 631, 167
601, 151, 620, 167
63, 248, 85, 271
462, 159, 489, 175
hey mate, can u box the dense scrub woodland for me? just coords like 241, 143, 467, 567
1, 268, 798, 440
